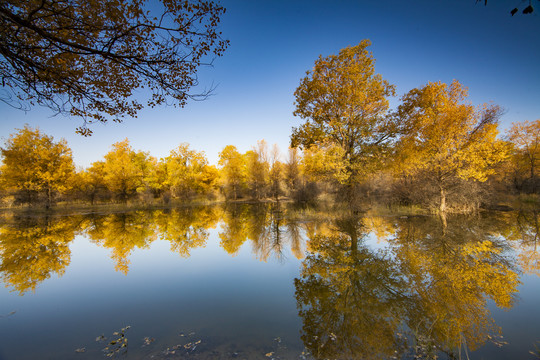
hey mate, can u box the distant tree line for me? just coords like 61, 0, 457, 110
0, 118, 537, 211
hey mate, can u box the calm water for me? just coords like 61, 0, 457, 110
0, 203, 539, 359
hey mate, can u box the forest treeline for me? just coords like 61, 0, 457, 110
0, 117, 538, 212
1, 41, 539, 212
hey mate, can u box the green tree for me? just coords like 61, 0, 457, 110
0, 0, 229, 135
0, 126, 75, 207
291, 40, 397, 186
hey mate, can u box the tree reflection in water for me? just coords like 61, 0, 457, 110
295, 213, 522, 359
0, 215, 81, 294
0, 204, 537, 358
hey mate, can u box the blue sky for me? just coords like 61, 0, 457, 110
1, 0, 539, 167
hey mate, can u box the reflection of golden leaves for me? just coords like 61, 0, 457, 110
0, 216, 79, 294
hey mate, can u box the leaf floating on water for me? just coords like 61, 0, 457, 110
265, 352, 274, 357
142, 337, 155, 347
74, 348, 86, 353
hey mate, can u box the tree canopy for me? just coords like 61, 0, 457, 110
0, 125, 75, 207
0, 0, 229, 135
291, 40, 397, 185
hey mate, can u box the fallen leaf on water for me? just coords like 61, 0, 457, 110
142, 337, 155, 346
265, 352, 274, 357
75, 348, 86, 353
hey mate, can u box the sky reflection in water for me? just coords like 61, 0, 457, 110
0, 204, 539, 359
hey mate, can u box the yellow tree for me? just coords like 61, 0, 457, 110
291, 40, 397, 186
71, 161, 108, 204
218, 145, 248, 200
0, 126, 75, 207
268, 144, 284, 200
395, 80, 507, 212
164, 143, 217, 199
246, 140, 269, 200
101, 139, 145, 202
506, 119, 540, 192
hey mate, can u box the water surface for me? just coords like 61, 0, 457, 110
0, 204, 539, 359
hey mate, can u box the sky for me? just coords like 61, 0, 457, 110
0, 0, 539, 168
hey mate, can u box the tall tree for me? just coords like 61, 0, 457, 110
0, 126, 75, 207
0, 0, 229, 135
291, 40, 397, 186
246, 140, 269, 200
395, 80, 507, 212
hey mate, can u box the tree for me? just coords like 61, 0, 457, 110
164, 143, 217, 199
506, 119, 540, 193
268, 144, 283, 200
291, 40, 397, 186
0, 0, 229, 135
395, 80, 507, 212
245, 140, 269, 200
101, 138, 145, 202
0, 126, 75, 207
218, 145, 247, 200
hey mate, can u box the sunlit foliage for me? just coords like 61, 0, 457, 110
0, 126, 75, 207
101, 139, 148, 202
395, 80, 507, 212
164, 143, 218, 199
218, 145, 248, 200
505, 120, 540, 193
291, 40, 398, 185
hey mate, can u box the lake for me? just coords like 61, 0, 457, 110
0, 203, 539, 359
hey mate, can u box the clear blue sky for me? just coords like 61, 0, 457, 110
1, 0, 539, 168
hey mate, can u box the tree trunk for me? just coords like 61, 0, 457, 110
439, 185, 446, 213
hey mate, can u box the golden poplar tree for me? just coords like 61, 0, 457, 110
506, 119, 540, 192
395, 80, 507, 212
101, 139, 145, 202
291, 40, 398, 185
0, 126, 75, 207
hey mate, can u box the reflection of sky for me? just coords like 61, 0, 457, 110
1, 0, 539, 168
0, 229, 305, 359
1, 212, 539, 359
